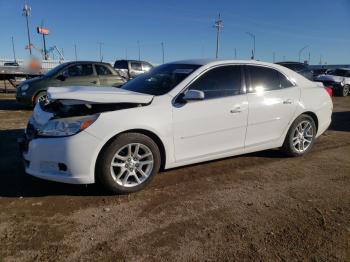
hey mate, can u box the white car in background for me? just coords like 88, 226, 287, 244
316, 68, 350, 96
19, 59, 333, 193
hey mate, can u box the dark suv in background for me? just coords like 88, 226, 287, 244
16, 61, 126, 106
114, 60, 153, 80
275, 61, 313, 80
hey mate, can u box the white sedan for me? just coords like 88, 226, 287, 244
20, 59, 333, 193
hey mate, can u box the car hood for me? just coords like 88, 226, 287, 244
47, 86, 154, 105
316, 74, 344, 83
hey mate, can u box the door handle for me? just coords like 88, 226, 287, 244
283, 99, 293, 104
230, 107, 242, 114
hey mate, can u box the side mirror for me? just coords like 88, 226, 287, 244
183, 89, 205, 101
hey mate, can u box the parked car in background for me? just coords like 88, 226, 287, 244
20, 59, 332, 194
114, 59, 153, 80
276, 61, 313, 80
4, 61, 20, 67
315, 68, 350, 96
16, 61, 126, 106
312, 68, 328, 81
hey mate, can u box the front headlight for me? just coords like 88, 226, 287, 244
21, 84, 29, 91
38, 114, 99, 137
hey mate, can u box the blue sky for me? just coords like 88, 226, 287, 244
0, 0, 349, 64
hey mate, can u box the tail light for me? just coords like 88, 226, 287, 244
325, 87, 333, 97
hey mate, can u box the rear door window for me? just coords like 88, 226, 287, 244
95, 64, 113, 76
247, 66, 293, 92
130, 62, 142, 71
64, 64, 93, 77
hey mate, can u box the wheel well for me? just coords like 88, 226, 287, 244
96, 129, 167, 172
302, 111, 319, 132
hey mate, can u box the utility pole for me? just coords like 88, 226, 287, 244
246, 32, 256, 59
40, 20, 48, 60
137, 40, 141, 61
11, 36, 17, 62
74, 44, 77, 61
98, 42, 104, 62
213, 13, 223, 59
298, 45, 309, 62
308, 52, 311, 64
22, 0, 32, 56
234, 48, 237, 59
273, 51, 275, 63
161, 42, 165, 64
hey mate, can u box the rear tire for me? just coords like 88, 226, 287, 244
282, 114, 316, 157
96, 133, 161, 194
338, 85, 349, 97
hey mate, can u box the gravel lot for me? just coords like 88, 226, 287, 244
0, 93, 349, 261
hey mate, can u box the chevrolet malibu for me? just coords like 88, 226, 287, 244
20, 59, 333, 193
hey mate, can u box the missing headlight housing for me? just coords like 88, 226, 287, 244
37, 114, 99, 137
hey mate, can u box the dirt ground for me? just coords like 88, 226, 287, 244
0, 93, 349, 261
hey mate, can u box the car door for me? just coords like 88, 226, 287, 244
129, 61, 143, 78
172, 65, 248, 162
244, 65, 299, 148
60, 63, 99, 86
95, 64, 125, 87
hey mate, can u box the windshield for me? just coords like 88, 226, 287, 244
44, 63, 68, 77
332, 69, 349, 77
121, 63, 200, 95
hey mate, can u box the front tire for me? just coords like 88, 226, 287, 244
34, 91, 48, 106
96, 133, 161, 194
282, 114, 316, 157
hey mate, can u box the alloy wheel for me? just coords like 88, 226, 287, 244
110, 143, 154, 187
292, 120, 314, 153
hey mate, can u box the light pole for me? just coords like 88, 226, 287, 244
22, 1, 32, 56
11, 36, 17, 62
246, 32, 255, 59
273, 51, 275, 63
137, 40, 141, 61
161, 42, 165, 64
298, 45, 309, 62
74, 44, 77, 61
213, 13, 223, 59
98, 42, 104, 62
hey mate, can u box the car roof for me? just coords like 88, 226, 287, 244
275, 61, 304, 65
64, 61, 112, 66
115, 59, 151, 64
169, 59, 288, 68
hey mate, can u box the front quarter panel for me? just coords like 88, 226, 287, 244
84, 95, 175, 168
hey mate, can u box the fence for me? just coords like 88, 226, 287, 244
0, 58, 67, 71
